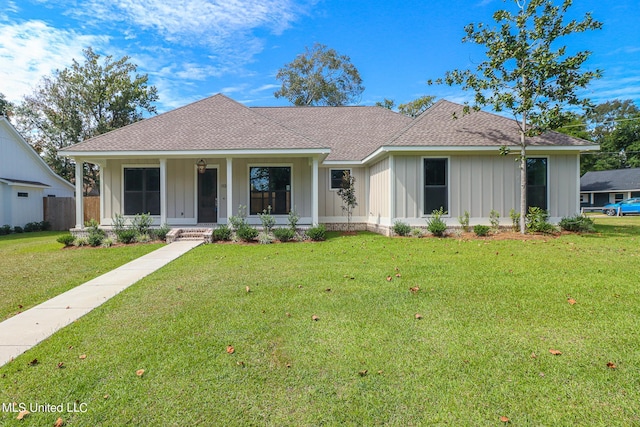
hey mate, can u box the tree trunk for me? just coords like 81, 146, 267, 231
519, 109, 527, 234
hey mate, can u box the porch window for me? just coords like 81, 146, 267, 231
526, 158, 547, 211
250, 166, 291, 215
124, 167, 160, 215
330, 169, 351, 190
423, 158, 448, 214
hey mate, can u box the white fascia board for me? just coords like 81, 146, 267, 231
0, 179, 50, 189
60, 148, 331, 160
322, 160, 365, 167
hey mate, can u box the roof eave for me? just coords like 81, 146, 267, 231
60, 148, 331, 160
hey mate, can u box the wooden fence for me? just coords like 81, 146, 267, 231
42, 196, 101, 230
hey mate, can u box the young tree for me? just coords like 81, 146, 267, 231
14, 47, 158, 188
431, 0, 602, 233
275, 43, 364, 106
337, 171, 358, 233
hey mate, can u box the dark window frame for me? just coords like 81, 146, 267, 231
329, 169, 352, 190
249, 166, 292, 215
123, 167, 161, 215
526, 157, 548, 211
17, 192, 29, 198
423, 157, 449, 215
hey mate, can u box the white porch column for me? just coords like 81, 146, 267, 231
226, 157, 233, 223
75, 159, 84, 229
311, 157, 319, 225
160, 158, 167, 226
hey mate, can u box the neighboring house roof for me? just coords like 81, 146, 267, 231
0, 178, 50, 188
62, 94, 328, 154
580, 168, 640, 192
254, 106, 412, 161
60, 94, 594, 162
387, 100, 593, 148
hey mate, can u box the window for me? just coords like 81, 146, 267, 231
124, 167, 160, 215
250, 166, 291, 215
423, 158, 448, 214
526, 158, 547, 210
330, 169, 351, 190
614, 193, 625, 203
17, 192, 28, 198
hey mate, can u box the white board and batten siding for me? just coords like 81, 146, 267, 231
0, 118, 74, 227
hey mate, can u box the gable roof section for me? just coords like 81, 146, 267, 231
61, 94, 327, 155
253, 106, 412, 161
387, 100, 593, 148
580, 168, 640, 192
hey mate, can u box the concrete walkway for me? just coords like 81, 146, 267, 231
0, 240, 203, 367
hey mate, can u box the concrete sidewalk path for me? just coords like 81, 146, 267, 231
0, 240, 203, 367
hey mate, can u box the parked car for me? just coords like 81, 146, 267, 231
603, 198, 640, 216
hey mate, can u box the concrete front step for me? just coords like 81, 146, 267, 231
166, 228, 213, 243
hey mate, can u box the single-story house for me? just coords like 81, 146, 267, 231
0, 116, 75, 228
59, 94, 597, 235
580, 168, 640, 207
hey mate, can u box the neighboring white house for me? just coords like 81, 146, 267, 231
59, 94, 598, 235
580, 168, 640, 207
0, 117, 75, 228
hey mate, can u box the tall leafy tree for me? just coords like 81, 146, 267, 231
14, 47, 158, 189
430, 0, 602, 232
275, 43, 364, 106
0, 92, 12, 117
375, 95, 436, 117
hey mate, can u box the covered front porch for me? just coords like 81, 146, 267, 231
70, 153, 326, 231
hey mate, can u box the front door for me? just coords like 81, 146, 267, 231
198, 168, 217, 223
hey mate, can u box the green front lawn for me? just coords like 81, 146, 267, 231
1, 219, 639, 425
0, 232, 163, 321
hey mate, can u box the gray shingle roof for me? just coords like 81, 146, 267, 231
388, 100, 593, 147
580, 168, 640, 192
61, 94, 592, 161
253, 105, 412, 161
61, 94, 325, 153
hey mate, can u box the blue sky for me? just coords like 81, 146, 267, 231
1, 0, 639, 113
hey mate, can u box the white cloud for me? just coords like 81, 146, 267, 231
0, 20, 109, 102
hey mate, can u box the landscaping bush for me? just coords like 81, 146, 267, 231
425, 208, 447, 237
410, 228, 424, 238
489, 209, 500, 231
510, 208, 521, 231
559, 214, 595, 232
257, 231, 273, 244
115, 229, 137, 244
24, 222, 42, 232
132, 213, 153, 235
258, 206, 276, 234
236, 224, 259, 242
305, 224, 326, 241
526, 207, 557, 234
229, 205, 248, 230
273, 227, 295, 242
85, 218, 105, 247
40, 221, 51, 231
458, 211, 470, 232
288, 208, 300, 231
13, 226, 23, 233
101, 237, 114, 247
0, 225, 11, 235
56, 234, 75, 247
74, 237, 89, 247
392, 220, 411, 236
153, 223, 171, 241
473, 224, 491, 237
135, 233, 152, 243
212, 224, 232, 241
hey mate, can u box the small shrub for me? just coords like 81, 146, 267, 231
24, 222, 41, 232
153, 223, 171, 241
13, 226, 23, 233
258, 206, 276, 234
101, 237, 114, 247
458, 211, 470, 232
0, 225, 11, 235
56, 234, 75, 246
510, 209, 521, 232
489, 209, 500, 231
74, 237, 89, 247
306, 224, 326, 241
132, 213, 153, 235
273, 227, 295, 242
112, 213, 127, 231
115, 229, 137, 244
40, 221, 51, 231
473, 224, 491, 237
135, 233, 152, 243
410, 228, 424, 238
425, 208, 447, 237
229, 205, 248, 230
212, 224, 232, 241
288, 207, 300, 231
393, 221, 411, 236
257, 231, 273, 244
236, 224, 258, 242
526, 207, 556, 234
85, 218, 105, 247
559, 214, 595, 232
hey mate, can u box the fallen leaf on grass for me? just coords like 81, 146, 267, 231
54, 417, 64, 427
549, 349, 562, 355
607, 362, 617, 369
530, 352, 537, 359
358, 370, 368, 377
395, 273, 402, 278
311, 315, 320, 321
136, 369, 145, 377
500, 416, 510, 423
103, 394, 109, 400
386, 276, 393, 282
568, 298, 577, 305
245, 286, 250, 293
285, 312, 291, 318
16, 410, 29, 420
237, 361, 245, 367
57, 362, 65, 369
28, 358, 38, 366
415, 313, 423, 320
79, 354, 87, 360
325, 288, 331, 292
409, 286, 420, 294
226, 346, 235, 354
